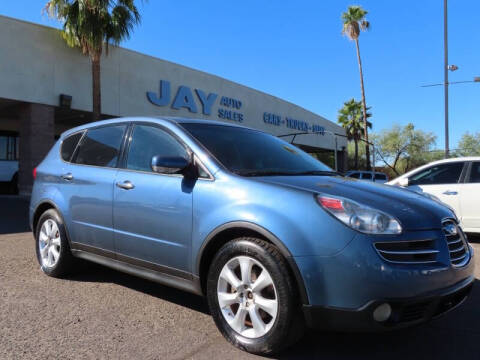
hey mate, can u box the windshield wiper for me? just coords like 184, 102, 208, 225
233, 169, 342, 177
233, 169, 298, 177
289, 170, 343, 176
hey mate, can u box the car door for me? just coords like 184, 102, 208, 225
67, 124, 128, 253
458, 161, 480, 231
406, 161, 465, 218
113, 123, 193, 274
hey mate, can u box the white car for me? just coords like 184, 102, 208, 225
346, 170, 389, 183
387, 157, 480, 233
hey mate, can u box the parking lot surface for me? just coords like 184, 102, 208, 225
0, 197, 479, 359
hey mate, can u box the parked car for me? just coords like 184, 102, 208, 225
346, 170, 389, 183
30, 118, 475, 355
387, 157, 480, 233
0, 132, 19, 194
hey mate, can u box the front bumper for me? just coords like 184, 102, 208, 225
303, 276, 474, 331
295, 229, 475, 309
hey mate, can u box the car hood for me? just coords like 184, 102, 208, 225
254, 175, 455, 231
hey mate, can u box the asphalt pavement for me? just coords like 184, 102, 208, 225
0, 195, 479, 359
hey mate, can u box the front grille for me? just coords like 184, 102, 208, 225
374, 239, 439, 264
442, 219, 469, 267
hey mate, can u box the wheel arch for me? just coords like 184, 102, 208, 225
32, 201, 72, 246
196, 221, 309, 305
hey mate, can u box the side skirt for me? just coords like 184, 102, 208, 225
71, 248, 203, 296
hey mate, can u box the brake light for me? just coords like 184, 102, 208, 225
33, 167, 37, 179
317, 196, 344, 211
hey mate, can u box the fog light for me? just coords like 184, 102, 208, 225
373, 303, 392, 322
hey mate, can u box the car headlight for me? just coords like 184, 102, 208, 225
316, 194, 402, 234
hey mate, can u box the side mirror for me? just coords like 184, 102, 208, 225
151, 155, 190, 175
398, 177, 409, 187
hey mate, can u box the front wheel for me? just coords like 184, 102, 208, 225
206, 237, 304, 355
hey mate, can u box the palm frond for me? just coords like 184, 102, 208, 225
360, 20, 370, 31
44, 0, 142, 58
337, 98, 372, 141
341, 5, 369, 40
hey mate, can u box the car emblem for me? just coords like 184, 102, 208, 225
443, 223, 457, 236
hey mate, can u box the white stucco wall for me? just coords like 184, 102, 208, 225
0, 15, 346, 151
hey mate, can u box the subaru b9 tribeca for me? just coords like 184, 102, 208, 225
30, 117, 475, 355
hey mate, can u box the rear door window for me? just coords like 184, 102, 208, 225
362, 173, 372, 180
374, 173, 387, 181
349, 172, 360, 178
74, 125, 127, 168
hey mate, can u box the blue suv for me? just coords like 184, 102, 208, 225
30, 117, 475, 355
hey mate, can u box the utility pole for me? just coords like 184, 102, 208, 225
444, 0, 449, 158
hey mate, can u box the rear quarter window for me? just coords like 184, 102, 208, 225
61, 132, 83, 162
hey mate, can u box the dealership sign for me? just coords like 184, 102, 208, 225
147, 80, 324, 134
147, 80, 244, 122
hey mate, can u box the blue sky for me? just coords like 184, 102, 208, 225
2, 0, 479, 149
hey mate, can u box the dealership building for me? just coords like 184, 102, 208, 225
0, 15, 347, 194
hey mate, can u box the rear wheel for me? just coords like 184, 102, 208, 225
35, 209, 75, 277
206, 237, 304, 355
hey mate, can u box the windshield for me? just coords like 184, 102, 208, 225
180, 123, 334, 176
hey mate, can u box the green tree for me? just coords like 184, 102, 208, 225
455, 132, 480, 156
374, 123, 437, 177
347, 141, 367, 170
337, 98, 371, 170
342, 5, 371, 170
45, 0, 141, 121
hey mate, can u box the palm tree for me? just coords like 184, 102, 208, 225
45, 0, 141, 122
337, 98, 372, 170
342, 5, 371, 170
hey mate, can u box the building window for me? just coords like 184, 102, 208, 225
0, 133, 19, 161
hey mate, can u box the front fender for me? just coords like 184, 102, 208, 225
191, 175, 356, 280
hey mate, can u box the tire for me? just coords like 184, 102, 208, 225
35, 209, 75, 278
206, 237, 304, 355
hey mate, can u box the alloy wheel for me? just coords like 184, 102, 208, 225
217, 255, 278, 338
38, 219, 61, 268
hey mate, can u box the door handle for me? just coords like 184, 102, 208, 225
61, 173, 73, 181
116, 180, 135, 190
442, 190, 458, 195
